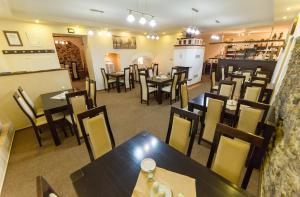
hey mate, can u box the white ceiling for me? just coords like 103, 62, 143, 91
0, 0, 298, 32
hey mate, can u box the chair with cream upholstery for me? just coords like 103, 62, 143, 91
255, 71, 270, 79
120, 67, 131, 92
85, 78, 90, 96
207, 123, 264, 189
89, 79, 97, 107
162, 72, 180, 104
153, 64, 158, 76
134, 64, 139, 82
242, 70, 253, 82
77, 105, 115, 161
66, 90, 92, 145
217, 80, 236, 99
230, 75, 245, 99
139, 73, 157, 105
251, 76, 269, 85
13, 92, 66, 146
234, 99, 270, 134
147, 68, 154, 78
199, 93, 227, 144
18, 87, 44, 118
101, 68, 116, 91
242, 82, 266, 102
210, 71, 218, 93
165, 107, 199, 157
255, 66, 262, 74
227, 65, 234, 75
171, 67, 177, 77
221, 67, 225, 80
180, 83, 189, 109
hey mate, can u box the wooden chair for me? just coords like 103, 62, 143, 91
251, 76, 269, 85
199, 93, 227, 144
134, 64, 139, 82
153, 63, 158, 76
217, 80, 236, 99
241, 70, 253, 82
18, 87, 44, 118
162, 72, 180, 104
66, 90, 92, 145
36, 176, 60, 197
120, 67, 131, 92
89, 79, 97, 107
255, 66, 262, 74
165, 107, 199, 157
101, 68, 116, 91
77, 105, 115, 161
13, 93, 67, 146
234, 99, 270, 134
139, 73, 157, 105
180, 83, 189, 109
147, 67, 154, 78
242, 82, 266, 102
85, 77, 90, 96
207, 123, 264, 189
227, 65, 234, 75
210, 71, 218, 93
221, 67, 225, 80
255, 71, 270, 79
171, 67, 177, 77
230, 75, 245, 99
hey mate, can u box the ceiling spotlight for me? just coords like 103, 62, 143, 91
98, 31, 103, 36
55, 40, 59, 44
89, 9, 104, 13
139, 16, 147, 25
286, 7, 291, 11
35, 19, 40, 23
155, 36, 159, 40
187, 27, 192, 33
149, 18, 157, 27
151, 35, 155, 40
282, 16, 287, 20
191, 28, 196, 34
146, 35, 150, 39
88, 30, 94, 36
195, 29, 200, 35
106, 31, 112, 36
127, 11, 135, 23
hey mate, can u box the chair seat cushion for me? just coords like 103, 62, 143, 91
36, 108, 44, 116
108, 79, 116, 83
212, 85, 218, 90
35, 113, 65, 126
162, 85, 171, 92
149, 87, 157, 93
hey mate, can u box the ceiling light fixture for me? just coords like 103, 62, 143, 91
139, 16, 147, 25
88, 30, 94, 36
282, 16, 287, 20
35, 20, 40, 23
286, 7, 291, 11
149, 17, 156, 27
186, 8, 201, 37
127, 11, 135, 23
146, 33, 159, 40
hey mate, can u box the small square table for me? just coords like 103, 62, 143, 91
147, 76, 172, 104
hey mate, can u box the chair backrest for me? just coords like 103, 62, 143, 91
255, 71, 270, 79
231, 75, 245, 99
139, 73, 148, 101
18, 86, 37, 118
200, 93, 227, 143
66, 90, 91, 137
171, 67, 177, 77
207, 123, 264, 189
77, 106, 115, 161
210, 71, 216, 88
153, 64, 158, 76
89, 79, 97, 107
255, 66, 262, 73
251, 76, 269, 85
13, 92, 36, 126
234, 99, 270, 134
180, 83, 189, 109
124, 67, 131, 89
165, 107, 199, 157
217, 80, 236, 99
147, 68, 154, 78
85, 78, 90, 96
242, 71, 252, 82
243, 82, 266, 102
228, 65, 234, 74
36, 176, 60, 197
170, 72, 180, 100
221, 67, 225, 80
101, 68, 108, 89
72, 62, 78, 79
129, 65, 134, 73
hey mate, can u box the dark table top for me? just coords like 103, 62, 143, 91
189, 93, 236, 116
108, 72, 124, 77
147, 76, 172, 85
70, 131, 252, 197
40, 90, 72, 111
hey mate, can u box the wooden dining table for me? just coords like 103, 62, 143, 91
40, 90, 72, 146
147, 76, 172, 104
70, 132, 252, 197
108, 72, 135, 93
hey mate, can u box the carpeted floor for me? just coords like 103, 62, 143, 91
1, 76, 259, 197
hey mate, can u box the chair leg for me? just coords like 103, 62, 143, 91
67, 121, 74, 136
34, 126, 42, 147
59, 121, 68, 137
73, 125, 81, 145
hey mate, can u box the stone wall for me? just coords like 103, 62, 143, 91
261, 37, 300, 196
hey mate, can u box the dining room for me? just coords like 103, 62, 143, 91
0, 0, 299, 197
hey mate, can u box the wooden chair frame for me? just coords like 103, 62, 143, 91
77, 105, 115, 161
207, 123, 264, 189
210, 71, 218, 93
121, 67, 131, 92
153, 63, 158, 76
217, 80, 236, 99
165, 106, 199, 157
198, 92, 228, 144
179, 81, 189, 109
242, 82, 266, 102
163, 72, 181, 104
89, 79, 97, 107
66, 90, 92, 145
233, 99, 270, 129
18, 86, 42, 118
251, 76, 269, 85
139, 73, 157, 105
101, 68, 116, 91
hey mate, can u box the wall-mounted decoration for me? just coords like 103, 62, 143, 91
112, 35, 136, 49
68, 28, 75, 34
2, 49, 55, 54
3, 31, 23, 46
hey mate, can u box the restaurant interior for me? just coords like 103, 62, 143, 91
0, 0, 299, 196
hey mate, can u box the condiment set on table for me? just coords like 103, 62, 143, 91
140, 158, 185, 197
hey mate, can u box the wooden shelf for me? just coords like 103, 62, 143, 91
209, 39, 285, 45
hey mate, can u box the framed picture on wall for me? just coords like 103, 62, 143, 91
112, 35, 136, 49
3, 31, 23, 46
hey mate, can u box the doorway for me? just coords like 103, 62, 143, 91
105, 52, 120, 73
53, 34, 89, 89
